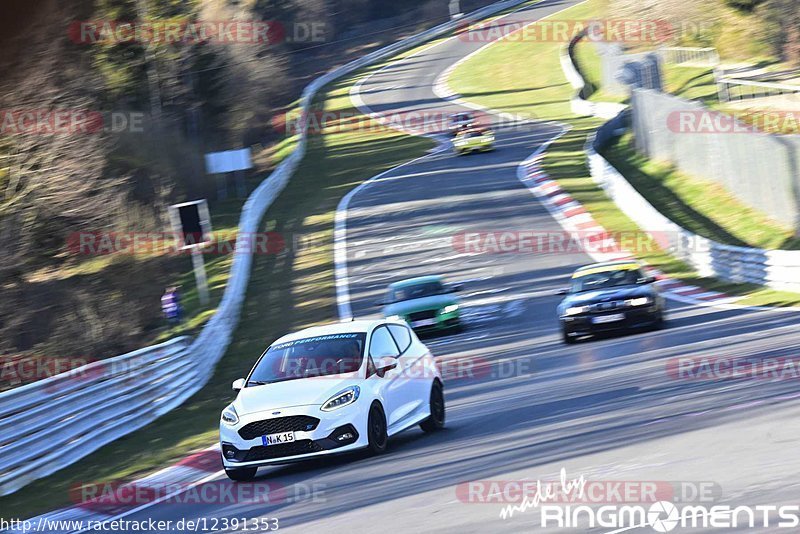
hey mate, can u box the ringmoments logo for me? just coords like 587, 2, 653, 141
469, 469, 799, 531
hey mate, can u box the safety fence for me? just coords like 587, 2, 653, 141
659, 47, 719, 67
561, 34, 800, 294
0, 0, 532, 496
630, 88, 800, 228
586, 126, 800, 293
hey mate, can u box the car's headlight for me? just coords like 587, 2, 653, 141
321, 386, 360, 412
564, 305, 590, 316
221, 405, 239, 426
441, 304, 459, 314
387, 314, 402, 321
626, 297, 652, 307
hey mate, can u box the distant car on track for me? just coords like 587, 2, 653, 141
220, 320, 444, 481
557, 261, 665, 344
453, 127, 495, 155
448, 111, 476, 132
379, 275, 462, 333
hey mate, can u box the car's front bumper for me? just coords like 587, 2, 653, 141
220, 403, 370, 469
404, 310, 461, 332
561, 306, 661, 337
455, 141, 493, 153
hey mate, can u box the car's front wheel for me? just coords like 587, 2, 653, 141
366, 403, 388, 454
562, 328, 576, 344
420, 380, 445, 433
225, 467, 257, 482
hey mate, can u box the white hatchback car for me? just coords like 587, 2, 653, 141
219, 319, 445, 481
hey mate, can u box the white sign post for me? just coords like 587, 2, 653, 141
204, 148, 253, 200
168, 199, 213, 306
449, 0, 462, 19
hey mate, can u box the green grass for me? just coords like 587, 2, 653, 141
601, 133, 800, 250
664, 65, 718, 104
448, 0, 800, 307
0, 52, 433, 520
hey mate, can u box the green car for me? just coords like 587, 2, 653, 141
378, 275, 462, 332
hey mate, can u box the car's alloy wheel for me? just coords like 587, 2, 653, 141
420, 380, 445, 432
225, 467, 257, 482
367, 403, 388, 454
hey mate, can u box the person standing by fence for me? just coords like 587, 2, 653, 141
161, 286, 183, 325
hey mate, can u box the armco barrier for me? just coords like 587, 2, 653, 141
0, 0, 531, 497
562, 33, 800, 295
561, 31, 626, 119
586, 130, 800, 293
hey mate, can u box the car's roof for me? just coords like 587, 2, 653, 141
388, 275, 443, 289
572, 260, 642, 277
272, 319, 383, 345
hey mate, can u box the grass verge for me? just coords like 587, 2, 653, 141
447, 0, 800, 307
601, 133, 800, 250
0, 50, 433, 519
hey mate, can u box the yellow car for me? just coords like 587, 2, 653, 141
453, 128, 495, 155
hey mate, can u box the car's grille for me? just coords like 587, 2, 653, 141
238, 416, 319, 440
588, 300, 625, 313
408, 310, 437, 322
243, 440, 323, 461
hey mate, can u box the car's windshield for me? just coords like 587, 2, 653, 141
570, 268, 644, 293
389, 281, 445, 302
247, 333, 367, 385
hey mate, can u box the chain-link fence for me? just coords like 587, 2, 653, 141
597, 42, 661, 95
631, 88, 800, 229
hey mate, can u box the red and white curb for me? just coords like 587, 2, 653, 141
6, 447, 223, 533
517, 150, 741, 306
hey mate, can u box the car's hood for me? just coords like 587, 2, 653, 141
233, 374, 358, 415
560, 285, 654, 307
384, 294, 458, 315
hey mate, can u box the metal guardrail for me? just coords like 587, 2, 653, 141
659, 47, 719, 67
561, 33, 800, 294
561, 32, 626, 119
0, 0, 531, 497
716, 75, 800, 103
586, 133, 800, 294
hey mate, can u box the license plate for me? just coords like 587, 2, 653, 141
411, 318, 436, 328
592, 313, 625, 324
261, 432, 295, 446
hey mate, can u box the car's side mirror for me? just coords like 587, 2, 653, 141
638, 276, 657, 285
375, 356, 398, 378
232, 378, 246, 392
556, 288, 569, 295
